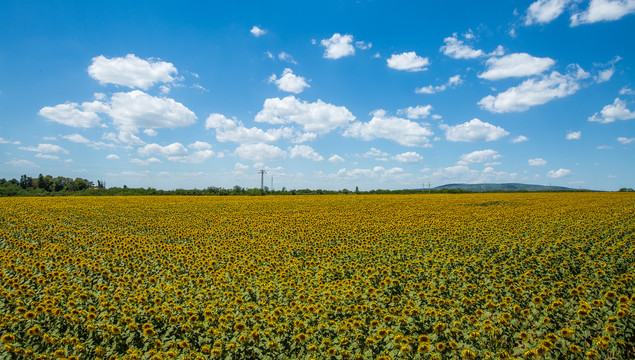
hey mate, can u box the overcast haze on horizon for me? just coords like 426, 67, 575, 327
1, 1, 634, 191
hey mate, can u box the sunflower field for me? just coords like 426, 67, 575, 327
1, 193, 634, 360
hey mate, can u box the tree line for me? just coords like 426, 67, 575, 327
1, 174, 481, 197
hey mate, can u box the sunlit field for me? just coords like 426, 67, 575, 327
1, 193, 634, 360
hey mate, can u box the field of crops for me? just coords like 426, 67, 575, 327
1, 193, 634, 360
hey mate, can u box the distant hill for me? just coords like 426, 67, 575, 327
431, 183, 584, 192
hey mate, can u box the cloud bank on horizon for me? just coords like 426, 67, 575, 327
0, 1, 634, 191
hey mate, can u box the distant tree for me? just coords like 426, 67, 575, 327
618, 188, 634, 192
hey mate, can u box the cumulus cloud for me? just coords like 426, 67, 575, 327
566, 131, 581, 140
386, 52, 430, 72
525, 0, 572, 25
250, 26, 266, 37
235, 143, 287, 162
344, 110, 433, 147
393, 152, 423, 163
440, 34, 485, 59
38, 102, 101, 128
478, 66, 589, 113
570, 0, 635, 26
19, 143, 69, 154
188, 141, 212, 150
442, 119, 509, 142
512, 135, 529, 143
415, 75, 463, 94
479, 53, 555, 80
138, 143, 188, 157
588, 98, 635, 123
458, 149, 501, 165
106, 154, 120, 160
289, 145, 324, 161
205, 113, 294, 144
617, 136, 635, 144
320, 33, 355, 59
268, 68, 310, 94
398, 105, 433, 119
88, 54, 177, 89
328, 154, 345, 163
529, 158, 547, 166
109, 91, 196, 131
137, 142, 213, 163
546, 168, 572, 178
255, 96, 355, 134
363, 147, 389, 159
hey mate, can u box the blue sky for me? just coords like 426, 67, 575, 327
1, 1, 634, 191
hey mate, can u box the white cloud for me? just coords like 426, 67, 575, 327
525, 0, 572, 25
235, 143, 287, 162
393, 152, 423, 163
344, 110, 433, 147
440, 34, 485, 59
268, 68, 310, 94
278, 52, 297, 64
566, 131, 581, 140
478, 66, 589, 113
234, 162, 249, 171
188, 141, 212, 150
255, 96, 355, 134
398, 105, 433, 119
458, 149, 501, 165
479, 53, 555, 80
595, 68, 615, 83
386, 52, 430, 72
363, 147, 389, 159
596, 145, 612, 149
529, 158, 547, 166
35, 153, 59, 160
619, 87, 635, 95
5, 159, 39, 168
546, 168, 572, 178
328, 154, 345, 163
589, 98, 635, 123
137, 142, 213, 163
87, 54, 177, 89
250, 26, 266, 37
19, 143, 69, 154
205, 113, 237, 129
442, 118, 509, 142
617, 136, 635, 144
331, 166, 405, 181
205, 113, 294, 144
415, 75, 463, 94
143, 129, 158, 136
355, 41, 372, 50
131, 157, 161, 166
138, 143, 188, 157
168, 150, 214, 163
38, 102, 101, 128
320, 33, 355, 59
289, 145, 324, 161
570, 0, 635, 26
61, 133, 91, 143
512, 135, 529, 143
109, 91, 197, 142
106, 154, 120, 160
